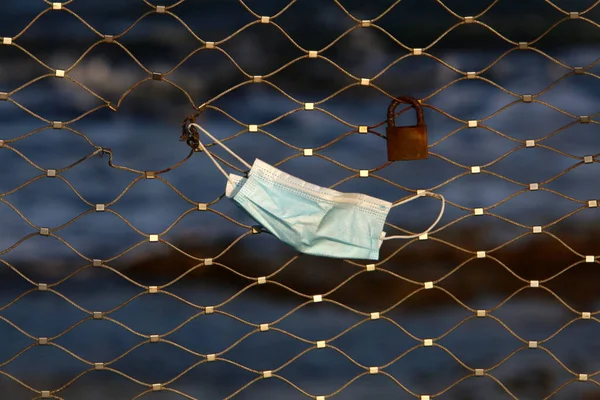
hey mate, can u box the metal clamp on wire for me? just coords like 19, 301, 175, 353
180, 106, 206, 150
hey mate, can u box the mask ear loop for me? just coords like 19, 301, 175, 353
188, 123, 252, 184
383, 191, 446, 240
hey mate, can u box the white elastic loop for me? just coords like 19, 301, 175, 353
188, 123, 252, 183
383, 191, 445, 240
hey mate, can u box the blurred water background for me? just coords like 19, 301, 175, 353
0, 0, 600, 399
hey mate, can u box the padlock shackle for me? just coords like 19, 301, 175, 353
387, 96, 425, 127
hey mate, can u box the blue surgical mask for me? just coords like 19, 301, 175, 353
189, 123, 445, 260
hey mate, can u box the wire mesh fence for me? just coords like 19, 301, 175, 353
0, 0, 599, 399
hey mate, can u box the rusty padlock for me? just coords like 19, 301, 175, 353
386, 96, 428, 161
